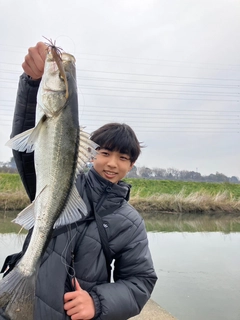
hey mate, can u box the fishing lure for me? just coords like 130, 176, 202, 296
43, 36, 69, 99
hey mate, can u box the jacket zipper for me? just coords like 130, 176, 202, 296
95, 183, 112, 213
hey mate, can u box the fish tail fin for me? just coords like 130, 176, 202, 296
0, 266, 36, 320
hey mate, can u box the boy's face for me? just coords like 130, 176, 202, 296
93, 148, 134, 184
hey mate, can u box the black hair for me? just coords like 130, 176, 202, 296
90, 123, 142, 163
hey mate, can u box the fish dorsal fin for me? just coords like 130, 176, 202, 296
75, 128, 98, 176
5, 116, 45, 153
53, 185, 87, 228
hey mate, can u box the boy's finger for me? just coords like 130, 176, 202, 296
36, 42, 47, 61
72, 278, 82, 291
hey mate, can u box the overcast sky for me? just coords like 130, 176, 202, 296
0, 0, 239, 177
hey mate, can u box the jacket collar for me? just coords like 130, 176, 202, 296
87, 167, 131, 201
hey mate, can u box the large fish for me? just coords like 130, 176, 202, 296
0, 47, 97, 320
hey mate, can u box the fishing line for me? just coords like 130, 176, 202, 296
60, 220, 90, 286
78, 87, 87, 124
60, 223, 79, 279
55, 35, 76, 56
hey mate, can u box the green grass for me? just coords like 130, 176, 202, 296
1, 173, 240, 199
0, 173, 24, 192
125, 178, 240, 199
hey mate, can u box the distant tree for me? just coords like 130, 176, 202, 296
152, 168, 166, 179
126, 165, 138, 178
229, 176, 239, 184
165, 168, 179, 180
10, 157, 16, 169
126, 165, 239, 183
138, 166, 153, 179
0, 157, 17, 173
188, 171, 202, 181
168, 168, 180, 180
205, 173, 217, 182
215, 172, 229, 183
0, 165, 17, 173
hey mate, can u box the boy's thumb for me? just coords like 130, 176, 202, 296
72, 278, 82, 291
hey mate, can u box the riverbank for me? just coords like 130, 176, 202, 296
0, 173, 240, 215
2, 210, 240, 233
131, 299, 176, 320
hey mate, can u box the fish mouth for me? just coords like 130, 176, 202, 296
43, 88, 66, 93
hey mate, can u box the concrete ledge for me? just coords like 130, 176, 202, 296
130, 299, 177, 320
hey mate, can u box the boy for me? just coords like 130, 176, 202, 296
1, 42, 157, 320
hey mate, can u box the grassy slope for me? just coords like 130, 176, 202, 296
0, 173, 240, 213
0, 173, 24, 192
125, 178, 240, 199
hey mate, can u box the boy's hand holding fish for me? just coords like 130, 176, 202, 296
22, 42, 47, 80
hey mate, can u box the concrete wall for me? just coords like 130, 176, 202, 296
130, 299, 177, 320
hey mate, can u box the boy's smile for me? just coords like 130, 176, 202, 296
93, 149, 134, 183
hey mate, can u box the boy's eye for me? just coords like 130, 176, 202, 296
120, 156, 130, 161
101, 151, 109, 156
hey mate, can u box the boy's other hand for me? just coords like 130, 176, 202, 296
64, 278, 95, 320
22, 42, 47, 80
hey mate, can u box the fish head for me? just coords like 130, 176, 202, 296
37, 52, 77, 118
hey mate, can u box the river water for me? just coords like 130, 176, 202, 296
0, 231, 240, 320
149, 231, 240, 320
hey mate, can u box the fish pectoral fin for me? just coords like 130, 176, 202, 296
12, 202, 35, 230
53, 186, 88, 229
75, 129, 99, 176
5, 128, 35, 153
5, 116, 45, 153
12, 185, 48, 230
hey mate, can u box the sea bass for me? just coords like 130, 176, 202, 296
0, 48, 97, 320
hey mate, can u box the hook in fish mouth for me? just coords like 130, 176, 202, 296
43, 36, 63, 56
43, 36, 69, 99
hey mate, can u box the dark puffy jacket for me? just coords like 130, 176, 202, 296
2, 73, 157, 320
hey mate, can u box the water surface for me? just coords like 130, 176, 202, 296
149, 232, 240, 320
0, 215, 240, 320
